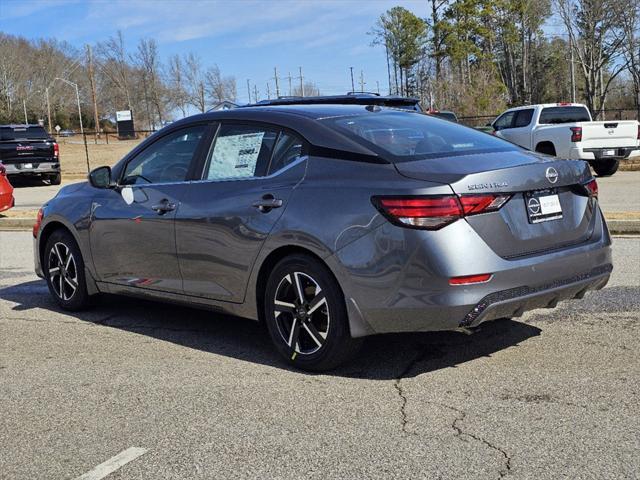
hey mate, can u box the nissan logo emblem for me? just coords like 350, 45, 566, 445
546, 167, 559, 184
528, 197, 541, 214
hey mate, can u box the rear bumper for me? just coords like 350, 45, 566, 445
5, 162, 60, 175
569, 146, 637, 161
460, 264, 611, 327
332, 207, 612, 337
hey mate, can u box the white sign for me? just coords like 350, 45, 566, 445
116, 110, 132, 122
54, 125, 61, 132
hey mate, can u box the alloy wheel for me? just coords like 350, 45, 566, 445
47, 242, 79, 301
273, 271, 330, 355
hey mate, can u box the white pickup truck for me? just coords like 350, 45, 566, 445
491, 103, 639, 176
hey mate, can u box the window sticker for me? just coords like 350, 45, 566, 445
208, 132, 265, 180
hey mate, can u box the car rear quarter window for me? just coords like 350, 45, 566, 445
0, 126, 49, 141
539, 106, 591, 124
323, 111, 519, 162
204, 124, 277, 180
268, 132, 305, 175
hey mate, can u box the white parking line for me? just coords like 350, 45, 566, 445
74, 447, 148, 480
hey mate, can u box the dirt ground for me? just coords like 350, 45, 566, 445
58, 139, 143, 176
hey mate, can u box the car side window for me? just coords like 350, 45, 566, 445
204, 124, 277, 180
493, 111, 515, 131
513, 109, 534, 128
268, 132, 305, 175
122, 125, 206, 185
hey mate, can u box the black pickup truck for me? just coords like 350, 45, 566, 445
0, 125, 61, 184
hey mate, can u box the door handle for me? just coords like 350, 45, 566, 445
252, 194, 283, 212
151, 199, 176, 214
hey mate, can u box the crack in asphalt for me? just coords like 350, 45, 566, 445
394, 348, 513, 478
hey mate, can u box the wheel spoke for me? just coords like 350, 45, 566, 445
65, 253, 73, 270
48, 266, 60, 274
274, 300, 296, 316
302, 321, 325, 347
293, 272, 306, 304
52, 244, 64, 265
58, 274, 64, 298
287, 317, 301, 348
307, 292, 327, 315
64, 276, 78, 291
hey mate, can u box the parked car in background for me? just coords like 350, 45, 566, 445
0, 162, 15, 212
58, 129, 76, 137
426, 109, 458, 122
0, 125, 61, 184
491, 103, 639, 176
34, 105, 612, 371
249, 92, 423, 112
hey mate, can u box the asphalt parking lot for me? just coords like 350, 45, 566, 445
0, 229, 638, 479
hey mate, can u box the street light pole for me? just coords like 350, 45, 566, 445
23, 99, 28, 124
55, 77, 90, 173
45, 87, 52, 135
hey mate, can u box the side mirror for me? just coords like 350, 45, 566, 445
88, 166, 114, 189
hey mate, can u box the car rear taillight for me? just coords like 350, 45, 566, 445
570, 126, 582, 142
373, 194, 511, 230
53, 142, 59, 158
584, 178, 598, 198
33, 208, 44, 238
449, 273, 492, 285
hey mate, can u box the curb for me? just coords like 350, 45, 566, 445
2, 217, 640, 234
0, 218, 35, 231
607, 219, 640, 235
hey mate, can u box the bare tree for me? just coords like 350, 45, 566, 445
292, 81, 320, 97
185, 53, 206, 113
96, 31, 132, 110
204, 65, 237, 105
168, 54, 189, 117
556, 0, 630, 118
134, 38, 165, 128
621, 0, 640, 118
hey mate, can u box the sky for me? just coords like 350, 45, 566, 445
0, 0, 434, 104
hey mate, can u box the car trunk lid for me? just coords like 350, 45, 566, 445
394, 151, 597, 258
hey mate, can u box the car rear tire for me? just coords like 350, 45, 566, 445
264, 254, 362, 371
591, 159, 619, 177
48, 173, 62, 185
43, 229, 92, 311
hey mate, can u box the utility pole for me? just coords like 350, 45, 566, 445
359, 70, 365, 92
55, 77, 90, 173
23, 99, 28, 124
273, 67, 280, 98
86, 45, 100, 140
246, 79, 251, 103
45, 87, 52, 134
297, 66, 304, 97
376, 81, 380, 95
253, 84, 259, 103
266, 82, 271, 100
287, 72, 292, 96
569, 34, 576, 103
349, 67, 355, 92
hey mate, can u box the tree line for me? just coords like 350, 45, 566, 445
371, 0, 640, 120
0, 31, 238, 130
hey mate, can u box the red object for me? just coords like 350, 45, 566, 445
449, 273, 493, 285
570, 126, 582, 142
33, 208, 44, 238
53, 142, 59, 158
557, 102, 573, 106
584, 179, 598, 198
0, 163, 15, 213
375, 194, 511, 230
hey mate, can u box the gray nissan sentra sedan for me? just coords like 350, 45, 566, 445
33, 104, 612, 371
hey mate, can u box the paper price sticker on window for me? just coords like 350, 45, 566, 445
209, 132, 265, 180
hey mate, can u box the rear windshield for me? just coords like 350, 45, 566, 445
0, 126, 49, 141
539, 106, 591, 124
322, 111, 519, 162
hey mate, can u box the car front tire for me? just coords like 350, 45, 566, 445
264, 254, 362, 371
43, 229, 91, 311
